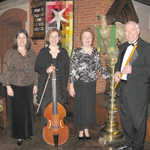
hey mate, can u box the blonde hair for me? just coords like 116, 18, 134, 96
45, 28, 61, 46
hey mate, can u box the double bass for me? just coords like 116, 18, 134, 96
43, 69, 69, 146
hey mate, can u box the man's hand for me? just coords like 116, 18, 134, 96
122, 65, 132, 74
114, 72, 121, 83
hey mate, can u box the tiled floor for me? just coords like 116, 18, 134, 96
0, 93, 150, 150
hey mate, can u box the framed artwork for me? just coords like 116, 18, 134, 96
46, 0, 74, 56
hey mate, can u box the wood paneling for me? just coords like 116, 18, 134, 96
106, 0, 139, 24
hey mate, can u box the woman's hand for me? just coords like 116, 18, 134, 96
33, 85, 38, 95
6, 85, 14, 96
69, 83, 75, 97
46, 65, 55, 74
114, 72, 121, 83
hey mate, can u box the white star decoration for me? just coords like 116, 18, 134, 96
49, 8, 68, 30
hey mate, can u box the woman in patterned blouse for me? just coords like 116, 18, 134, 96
69, 28, 109, 140
3, 29, 38, 145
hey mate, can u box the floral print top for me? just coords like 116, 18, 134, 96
70, 48, 109, 83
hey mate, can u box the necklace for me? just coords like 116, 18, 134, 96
49, 46, 60, 58
82, 47, 93, 55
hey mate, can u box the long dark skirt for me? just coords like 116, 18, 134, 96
8, 84, 34, 139
74, 80, 96, 130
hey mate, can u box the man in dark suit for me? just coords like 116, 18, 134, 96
115, 21, 150, 150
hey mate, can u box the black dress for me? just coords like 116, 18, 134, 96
35, 47, 70, 125
70, 48, 109, 130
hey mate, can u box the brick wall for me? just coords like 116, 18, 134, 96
29, 0, 114, 93
73, 0, 114, 47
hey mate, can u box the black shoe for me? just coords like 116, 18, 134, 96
17, 139, 23, 145
78, 136, 84, 140
116, 145, 132, 150
84, 135, 91, 140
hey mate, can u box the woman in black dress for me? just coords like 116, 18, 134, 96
3, 29, 38, 145
35, 28, 70, 127
69, 28, 109, 139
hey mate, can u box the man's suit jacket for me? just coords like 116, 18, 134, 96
115, 37, 150, 115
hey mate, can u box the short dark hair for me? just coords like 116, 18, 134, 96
13, 29, 31, 51
80, 27, 95, 46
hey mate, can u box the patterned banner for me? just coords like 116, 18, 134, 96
46, 1, 73, 56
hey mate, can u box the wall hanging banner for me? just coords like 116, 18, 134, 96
96, 25, 116, 54
46, 0, 74, 56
